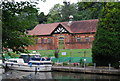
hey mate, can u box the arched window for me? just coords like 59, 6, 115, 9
59, 37, 64, 40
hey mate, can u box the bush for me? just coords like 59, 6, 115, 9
87, 63, 94, 66
63, 62, 68, 66
79, 59, 84, 67
112, 62, 119, 69
52, 62, 55, 65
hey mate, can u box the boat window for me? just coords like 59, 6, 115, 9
43, 63, 51, 65
28, 62, 43, 65
31, 58, 41, 61
32, 63, 40, 65
31, 55, 40, 58
41, 58, 45, 61
8, 60, 17, 63
20, 55, 31, 63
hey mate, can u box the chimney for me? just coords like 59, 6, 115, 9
68, 15, 73, 26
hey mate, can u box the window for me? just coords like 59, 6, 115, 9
85, 37, 89, 42
47, 38, 52, 43
41, 38, 44, 43
37, 38, 41, 43
59, 37, 64, 40
76, 37, 80, 42
8, 60, 17, 63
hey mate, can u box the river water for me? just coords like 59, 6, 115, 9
0, 69, 120, 80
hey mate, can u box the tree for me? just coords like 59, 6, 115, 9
2, 1, 39, 53
61, 1, 77, 21
92, 2, 120, 68
47, 4, 62, 23
77, 2, 103, 20
37, 12, 47, 24
47, 1, 78, 23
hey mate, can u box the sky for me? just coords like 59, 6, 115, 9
37, 0, 79, 15
15, 0, 79, 15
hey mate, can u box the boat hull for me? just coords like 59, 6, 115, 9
6, 64, 52, 72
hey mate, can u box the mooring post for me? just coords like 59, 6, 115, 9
84, 59, 86, 69
94, 63, 96, 69
109, 63, 111, 70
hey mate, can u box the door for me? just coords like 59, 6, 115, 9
58, 37, 64, 49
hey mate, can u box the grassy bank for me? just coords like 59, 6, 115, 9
29, 49, 92, 58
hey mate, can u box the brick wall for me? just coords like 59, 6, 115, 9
27, 33, 95, 50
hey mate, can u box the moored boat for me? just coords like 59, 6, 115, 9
4, 53, 52, 72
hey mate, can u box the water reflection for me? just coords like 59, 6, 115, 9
1, 70, 120, 80
2, 70, 52, 79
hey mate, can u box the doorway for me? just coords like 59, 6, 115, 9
58, 37, 64, 49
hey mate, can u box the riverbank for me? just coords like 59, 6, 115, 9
52, 66, 120, 75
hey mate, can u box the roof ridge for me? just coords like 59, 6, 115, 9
37, 19, 98, 25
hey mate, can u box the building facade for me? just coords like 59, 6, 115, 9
27, 19, 98, 50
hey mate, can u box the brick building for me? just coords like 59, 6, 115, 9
27, 19, 98, 50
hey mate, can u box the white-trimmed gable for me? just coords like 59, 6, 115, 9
53, 24, 69, 34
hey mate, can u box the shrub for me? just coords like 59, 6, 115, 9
63, 62, 68, 66
79, 59, 84, 67
112, 62, 119, 69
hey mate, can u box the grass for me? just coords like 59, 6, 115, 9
28, 49, 92, 58
3, 49, 92, 63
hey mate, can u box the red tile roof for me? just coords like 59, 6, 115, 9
28, 19, 98, 35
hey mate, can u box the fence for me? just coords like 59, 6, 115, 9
51, 57, 92, 63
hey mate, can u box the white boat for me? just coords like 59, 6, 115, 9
0, 59, 3, 67
4, 53, 52, 72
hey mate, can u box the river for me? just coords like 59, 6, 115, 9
0, 69, 120, 80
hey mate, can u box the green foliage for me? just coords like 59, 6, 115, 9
47, 4, 62, 23
112, 62, 119, 69
61, 2, 77, 21
47, 2, 77, 23
63, 62, 68, 66
3, 52, 20, 59
37, 12, 47, 24
87, 63, 94, 66
79, 59, 84, 66
92, 2, 120, 67
77, 2, 103, 20
2, 1, 38, 53
46, 2, 104, 23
